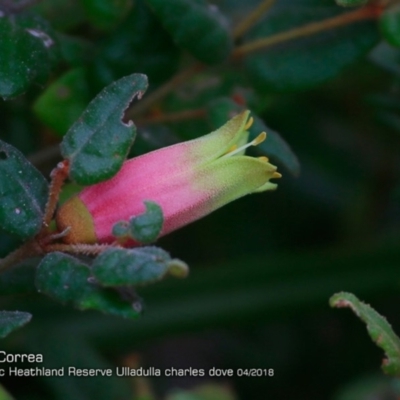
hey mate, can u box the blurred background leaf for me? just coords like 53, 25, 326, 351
243, 0, 379, 92
145, 0, 233, 64
0, 310, 31, 339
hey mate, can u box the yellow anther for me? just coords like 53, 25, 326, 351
273, 172, 282, 179
258, 156, 269, 162
222, 131, 268, 159
244, 116, 254, 131
253, 132, 267, 146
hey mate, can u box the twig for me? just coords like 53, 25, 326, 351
41, 160, 69, 230
45, 243, 119, 256
232, 5, 381, 58
0, 241, 42, 273
126, 63, 205, 118
233, 0, 275, 39
136, 108, 206, 126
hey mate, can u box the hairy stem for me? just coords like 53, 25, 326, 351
233, 0, 275, 39
41, 160, 69, 231
45, 243, 119, 256
233, 5, 381, 58
0, 241, 42, 273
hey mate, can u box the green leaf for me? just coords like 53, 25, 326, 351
0, 14, 57, 99
33, 68, 91, 137
112, 201, 164, 244
0, 311, 32, 339
0, 140, 48, 239
207, 98, 300, 176
335, 0, 368, 6
111, 221, 129, 238
145, 0, 233, 64
369, 42, 400, 75
92, 247, 188, 286
82, 0, 133, 30
35, 252, 141, 318
330, 292, 400, 376
92, 0, 179, 89
60, 73, 148, 185
129, 201, 164, 244
0, 384, 14, 400
244, 3, 379, 92
250, 114, 300, 177
380, 6, 400, 47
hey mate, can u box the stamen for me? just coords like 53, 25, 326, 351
253, 132, 267, 145
258, 156, 269, 162
273, 172, 282, 179
222, 132, 267, 158
244, 116, 254, 131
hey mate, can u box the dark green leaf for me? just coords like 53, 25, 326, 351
129, 201, 163, 244
207, 98, 300, 176
0, 140, 48, 239
33, 68, 91, 137
369, 42, 400, 75
244, 4, 379, 92
92, 247, 188, 286
111, 221, 129, 238
0, 14, 57, 98
82, 0, 133, 30
60, 73, 148, 185
250, 114, 300, 177
0, 311, 32, 339
145, 0, 233, 64
92, 0, 179, 90
36, 252, 92, 303
330, 292, 400, 376
36, 252, 140, 318
112, 201, 164, 243
380, 6, 400, 47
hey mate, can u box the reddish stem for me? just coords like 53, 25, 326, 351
41, 160, 69, 232
233, 5, 382, 58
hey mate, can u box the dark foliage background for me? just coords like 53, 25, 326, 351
1, 0, 400, 399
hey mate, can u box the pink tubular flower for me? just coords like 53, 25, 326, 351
56, 110, 281, 245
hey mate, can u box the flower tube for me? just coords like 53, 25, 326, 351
56, 111, 281, 245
